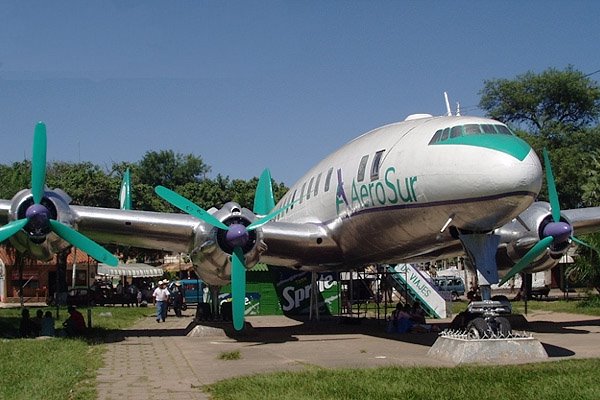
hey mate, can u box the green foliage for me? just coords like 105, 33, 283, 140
515, 126, 600, 209
479, 66, 600, 136
134, 149, 211, 187
0, 161, 31, 199
582, 149, 600, 206
567, 232, 600, 293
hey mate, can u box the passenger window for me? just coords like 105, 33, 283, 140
450, 126, 463, 138
290, 189, 297, 209
370, 150, 385, 181
324, 167, 334, 192
299, 182, 306, 204
306, 177, 315, 200
357, 155, 369, 182
314, 173, 322, 196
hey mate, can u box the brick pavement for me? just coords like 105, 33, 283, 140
96, 309, 600, 400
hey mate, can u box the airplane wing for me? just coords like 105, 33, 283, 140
72, 205, 200, 254
562, 207, 600, 235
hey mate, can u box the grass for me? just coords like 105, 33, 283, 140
218, 350, 242, 360
0, 306, 151, 400
205, 359, 600, 400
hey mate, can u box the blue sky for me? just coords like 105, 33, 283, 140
1, 1, 599, 186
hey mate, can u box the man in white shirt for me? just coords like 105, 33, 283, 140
152, 280, 170, 322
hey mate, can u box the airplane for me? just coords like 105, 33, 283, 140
1, 115, 600, 336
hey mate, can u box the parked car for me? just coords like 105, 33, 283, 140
433, 276, 465, 301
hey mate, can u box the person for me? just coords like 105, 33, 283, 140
409, 302, 426, 324
41, 311, 55, 336
63, 306, 86, 336
171, 281, 185, 318
31, 309, 44, 337
19, 308, 35, 338
153, 280, 170, 322
388, 303, 413, 333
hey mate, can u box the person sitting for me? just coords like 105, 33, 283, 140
63, 306, 86, 336
31, 309, 44, 337
19, 308, 35, 338
388, 303, 413, 333
41, 311, 55, 337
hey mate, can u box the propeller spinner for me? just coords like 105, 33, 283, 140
0, 123, 118, 266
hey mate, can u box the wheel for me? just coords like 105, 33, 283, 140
451, 291, 459, 301
181, 303, 188, 311
466, 317, 492, 339
492, 316, 511, 337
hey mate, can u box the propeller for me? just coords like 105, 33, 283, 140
155, 169, 290, 331
499, 149, 595, 285
0, 122, 119, 266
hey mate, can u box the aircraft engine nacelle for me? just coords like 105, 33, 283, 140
188, 202, 266, 286
495, 201, 572, 276
7, 188, 77, 260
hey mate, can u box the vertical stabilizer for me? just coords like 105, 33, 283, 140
119, 168, 132, 210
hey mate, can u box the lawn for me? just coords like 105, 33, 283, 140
0, 306, 152, 400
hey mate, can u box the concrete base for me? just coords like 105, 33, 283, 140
428, 336, 548, 365
186, 324, 227, 337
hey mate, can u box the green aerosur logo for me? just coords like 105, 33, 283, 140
336, 166, 418, 213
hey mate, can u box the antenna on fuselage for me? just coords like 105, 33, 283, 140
444, 92, 452, 116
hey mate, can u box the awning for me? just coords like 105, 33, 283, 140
97, 263, 164, 278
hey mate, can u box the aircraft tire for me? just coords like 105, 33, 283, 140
466, 317, 492, 339
493, 316, 511, 337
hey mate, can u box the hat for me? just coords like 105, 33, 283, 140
158, 280, 165, 285
175, 281, 181, 286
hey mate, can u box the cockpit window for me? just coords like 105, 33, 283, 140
429, 124, 515, 145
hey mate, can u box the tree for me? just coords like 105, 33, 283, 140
479, 66, 600, 137
0, 161, 30, 199
582, 149, 600, 206
134, 150, 210, 188
567, 232, 600, 294
46, 162, 119, 207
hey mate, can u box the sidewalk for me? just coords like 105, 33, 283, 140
96, 310, 600, 400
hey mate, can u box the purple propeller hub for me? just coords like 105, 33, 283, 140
25, 203, 50, 229
543, 221, 572, 243
225, 224, 250, 248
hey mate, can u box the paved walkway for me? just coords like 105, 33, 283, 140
96, 310, 600, 400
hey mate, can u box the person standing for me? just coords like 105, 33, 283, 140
153, 280, 170, 322
171, 281, 185, 318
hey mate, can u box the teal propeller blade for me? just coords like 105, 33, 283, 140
0, 219, 29, 243
31, 122, 47, 204
119, 168, 132, 210
231, 246, 246, 331
155, 186, 229, 230
499, 236, 554, 286
542, 149, 561, 222
253, 169, 275, 215
49, 220, 119, 266
571, 236, 600, 254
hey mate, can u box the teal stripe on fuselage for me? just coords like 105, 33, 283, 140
433, 134, 531, 161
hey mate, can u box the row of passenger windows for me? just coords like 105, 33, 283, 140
428, 124, 514, 145
275, 149, 387, 220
